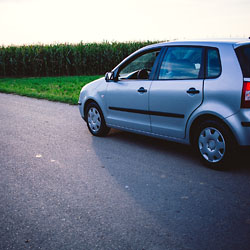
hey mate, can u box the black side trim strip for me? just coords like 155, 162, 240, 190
241, 122, 250, 127
109, 107, 184, 118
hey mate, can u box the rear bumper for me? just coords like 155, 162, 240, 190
226, 110, 250, 146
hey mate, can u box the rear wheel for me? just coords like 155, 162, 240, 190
86, 102, 110, 137
194, 120, 235, 170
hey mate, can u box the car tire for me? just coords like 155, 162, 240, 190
86, 102, 110, 137
194, 120, 235, 170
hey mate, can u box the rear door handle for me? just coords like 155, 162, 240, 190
138, 87, 147, 93
187, 88, 200, 95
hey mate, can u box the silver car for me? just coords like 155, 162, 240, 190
78, 39, 250, 169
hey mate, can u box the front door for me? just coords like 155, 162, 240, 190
106, 79, 151, 132
106, 49, 161, 132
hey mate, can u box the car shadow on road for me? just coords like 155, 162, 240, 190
92, 128, 250, 173
89, 128, 250, 250
107, 128, 197, 162
231, 147, 250, 172
90, 128, 250, 243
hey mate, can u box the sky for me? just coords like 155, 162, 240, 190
0, 0, 249, 46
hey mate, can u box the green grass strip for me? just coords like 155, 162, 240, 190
0, 75, 102, 105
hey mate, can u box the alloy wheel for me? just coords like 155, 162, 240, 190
88, 107, 101, 133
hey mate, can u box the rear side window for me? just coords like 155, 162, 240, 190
206, 48, 221, 78
158, 47, 203, 80
236, 45, 250, 78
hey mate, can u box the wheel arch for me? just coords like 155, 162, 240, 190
189, 114, 238, 146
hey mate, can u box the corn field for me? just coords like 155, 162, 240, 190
0, 41, 157, 77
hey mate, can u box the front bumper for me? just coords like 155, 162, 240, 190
78, 101, 85, 120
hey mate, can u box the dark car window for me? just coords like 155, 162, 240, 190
206, 48, 221, 78
158, 47, 203, 80
119, 50, 160, 80
236, 45, 250, 78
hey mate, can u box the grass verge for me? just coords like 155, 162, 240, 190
0, 75, 102, 105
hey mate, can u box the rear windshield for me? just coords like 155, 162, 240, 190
236, 45, 250, 77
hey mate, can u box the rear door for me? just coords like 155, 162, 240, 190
149, 46, 204, 139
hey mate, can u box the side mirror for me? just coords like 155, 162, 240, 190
105, 72, 114, 82
105, 71, 119, 82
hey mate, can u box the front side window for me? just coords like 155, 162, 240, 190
119, 50, 160, 80
158, 47, 203, 80
206, 48, 221, 78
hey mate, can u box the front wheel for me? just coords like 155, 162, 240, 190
86, 102, 110, 137
194, 120, 235, 170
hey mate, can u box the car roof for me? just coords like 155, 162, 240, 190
144, 38, 250, 49
113, 38, 250, 72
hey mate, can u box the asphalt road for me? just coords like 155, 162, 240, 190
0, 93, 250, 250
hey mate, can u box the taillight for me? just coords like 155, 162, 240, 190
241, 81, 250, 108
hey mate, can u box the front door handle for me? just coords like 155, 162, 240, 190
187, 88, 200, 95
138, 87, 147, 93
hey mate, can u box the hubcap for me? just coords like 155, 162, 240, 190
88, 107, 101, 133
198, 127, 226, 163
